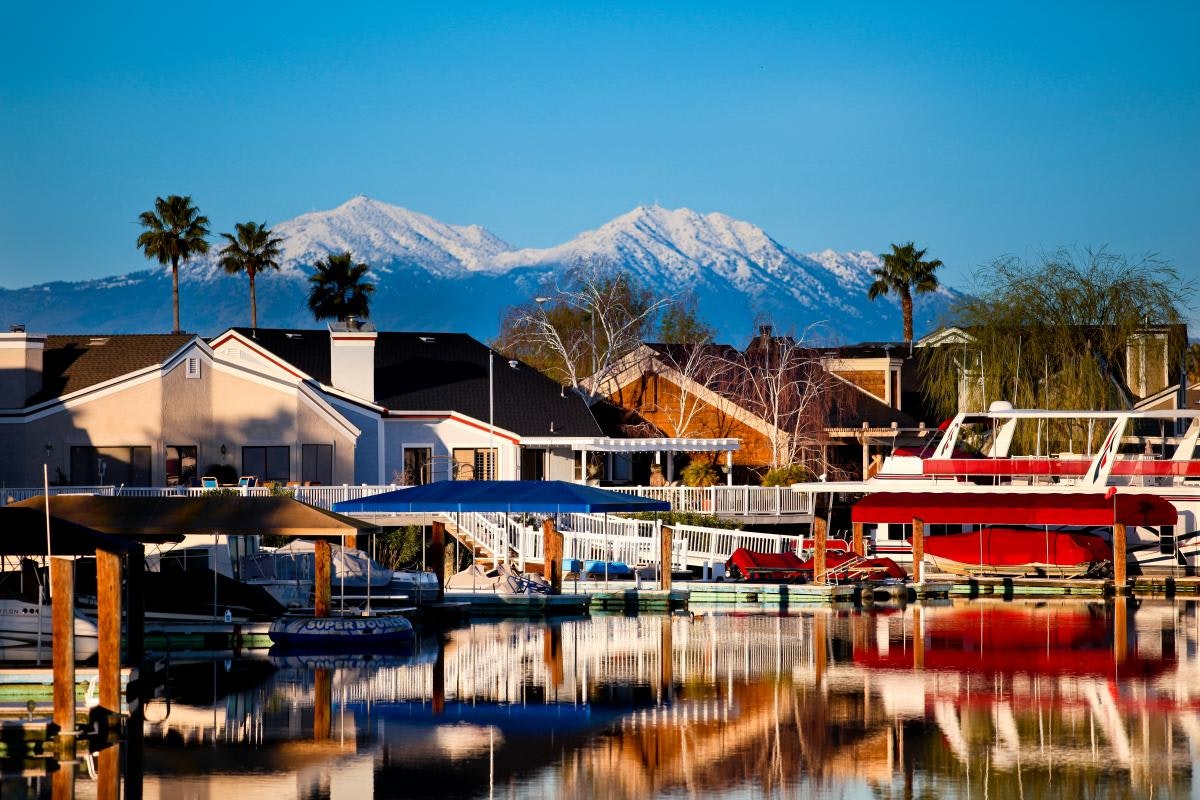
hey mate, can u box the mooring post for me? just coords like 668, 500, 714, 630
96, 548, 121, 712
314, 539, 332, 618
911, 517, 925, 584
852, 522, 865, 557
813, 516, 828, 585
51, 556, 76, 743
1113, 522, 1127, 590
431, 521, 446, 602
543, 518, 563, 593
660, 525, 674, 591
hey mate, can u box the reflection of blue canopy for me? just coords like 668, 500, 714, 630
332, 480, 670, 514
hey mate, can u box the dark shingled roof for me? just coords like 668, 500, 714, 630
229, 328, 604, 438
31, 333, 194, 405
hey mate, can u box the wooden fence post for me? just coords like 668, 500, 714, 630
52, 557, 76, 739
813, 516, 828, 585
543, 518, 563, 593
660, 525, 673, 591
852, 522, 865, 557
1113, 522, 1127, 590
431, 521, 446, 601
911, 517, 924, 584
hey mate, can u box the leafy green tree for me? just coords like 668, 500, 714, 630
136, 195, 210, 333
867, 241, 944, 342
657, 292, 715, 344
307, 252, 375, 322
921, 248, 1189, 427
218, 221, 285, 329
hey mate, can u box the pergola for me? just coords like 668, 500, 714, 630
521, 436, 741, 483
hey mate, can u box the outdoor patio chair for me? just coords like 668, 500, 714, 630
237, 476, 258, 488
200, 476, 218, 489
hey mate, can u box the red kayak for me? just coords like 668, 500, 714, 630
920, 526, 1111, 577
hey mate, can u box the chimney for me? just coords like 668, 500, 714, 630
0, 329, 45, 408
758, 324, 773, 341
328, 320, 376, 401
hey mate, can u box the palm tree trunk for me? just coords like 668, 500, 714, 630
171, 256, 181, 334
249, 268, 257, 330
901, 291, 914, 343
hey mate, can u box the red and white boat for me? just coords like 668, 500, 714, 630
796, 404, 1200, 576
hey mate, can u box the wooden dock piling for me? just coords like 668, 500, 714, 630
431, 521, 446, 601
911, 517, 925, 584
543, 518, 563, 593
813, 517, 828, 585
96, 548, 121, 712
51, 557, 75, 741
852, 522, 864, 556
1113, 523, 1127, 589
660, 525, 673, 591
314, 539, 331, 618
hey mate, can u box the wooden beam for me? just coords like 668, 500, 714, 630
314, 539, 332, 618
431, 521, 446, 602
911, 517, 925, 584
96, 744, 120, 800
813, 516, 827, 585
543, 518, 563, 593
660, 525, 673, 591
852, 522, 864, 557
96, 549, 121, 712
52, 759, 75, 800
1113, 523, 1127, 589
51, 557, 76, 738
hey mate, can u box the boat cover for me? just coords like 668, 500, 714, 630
851, 491, 1177, 526
921, 526, 1111, 567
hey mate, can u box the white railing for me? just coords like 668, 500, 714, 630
0, 484, 404, 509
610, 485, 813, 517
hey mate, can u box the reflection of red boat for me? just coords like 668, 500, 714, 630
854, 605, 1171, 678
920, 526, 1111, 577
725, 548, 905, 582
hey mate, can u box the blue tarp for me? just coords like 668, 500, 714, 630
332, 480, 670, 515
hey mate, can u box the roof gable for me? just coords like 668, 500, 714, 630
31, 333, 194, 405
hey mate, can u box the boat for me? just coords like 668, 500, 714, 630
0, 597, 99, 662
794, 404, 1200, 576
268, 613, 414, 650
920, 526, 1112, 577
725, 547, 905, 582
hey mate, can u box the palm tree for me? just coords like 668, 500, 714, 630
218, 221, 285, 330
307, 252, 375, 321
136, 195, 210, 333
867, 241, 944, 342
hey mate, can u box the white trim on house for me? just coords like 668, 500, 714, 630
520, 435, 740, 452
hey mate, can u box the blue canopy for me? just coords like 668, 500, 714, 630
332, 480, 670, 515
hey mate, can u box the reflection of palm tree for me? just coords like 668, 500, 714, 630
218, 221, 284, 329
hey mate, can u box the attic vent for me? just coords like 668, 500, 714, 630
285, 333, 303, 340
226, 346, 241, 358
88, 337, 109, 346
186, 356, 201, 379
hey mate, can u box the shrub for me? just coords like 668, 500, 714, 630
761, 464, 811, 487
628, 511, 743, 530
681, 461, 720, 487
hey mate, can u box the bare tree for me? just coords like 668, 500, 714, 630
638, 343, 738, 438
498, 261, 669, 400
718, 325, 839, 472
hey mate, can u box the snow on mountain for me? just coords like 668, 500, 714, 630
0, 198, 961, 344
183, 195, 516, 281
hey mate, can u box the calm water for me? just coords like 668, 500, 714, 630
11, 598, 1200, 799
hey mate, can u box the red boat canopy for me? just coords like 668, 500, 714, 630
850, 492, 1177, 527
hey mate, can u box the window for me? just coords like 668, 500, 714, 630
520, 448, 546, 481
886, 523, 912, 542
165, 445, 197, 486
1160, 525, 1177, 556
404, 447, 433, 485
70, 446, 152, 487
453, 448, 496, 480
242, 446, 290, 482
301, 444, 333, 485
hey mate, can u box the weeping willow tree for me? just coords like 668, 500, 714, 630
921, 249, 1190, 450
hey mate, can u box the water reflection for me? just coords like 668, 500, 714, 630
16, 598, 1200, 798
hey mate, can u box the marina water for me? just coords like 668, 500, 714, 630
13, 598, 1198, 799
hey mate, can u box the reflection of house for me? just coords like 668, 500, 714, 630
0, 329, 358, 488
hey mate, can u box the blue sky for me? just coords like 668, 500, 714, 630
1, 1, 1197, 296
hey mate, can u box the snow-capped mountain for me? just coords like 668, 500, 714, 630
0, 198, 960, 344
